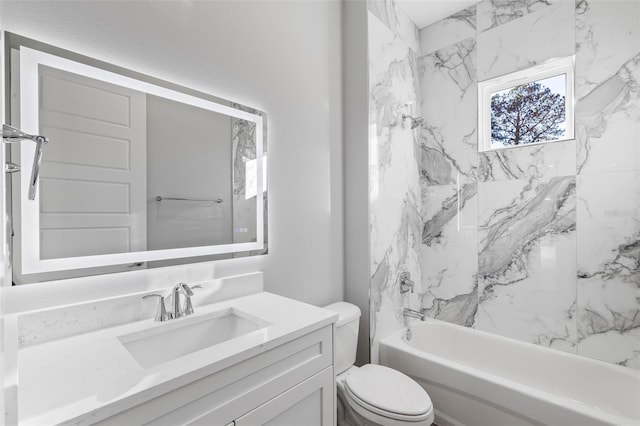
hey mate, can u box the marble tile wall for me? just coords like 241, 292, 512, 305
576, 172, 639, 367
476, 174, 578, 353
367, 0, 422, 362
369, 0, 638, 369
574, 0, 640, 369
476, 0, 575, 81
425, 0, 637, 369
418, 30, 479, 328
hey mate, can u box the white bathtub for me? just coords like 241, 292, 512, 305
379, 319, 640, 426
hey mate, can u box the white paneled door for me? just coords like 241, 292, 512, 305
13, 64, 147, 282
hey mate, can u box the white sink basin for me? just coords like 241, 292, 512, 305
118, 308, 270, 368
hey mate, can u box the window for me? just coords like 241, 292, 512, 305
478, 56, 574, 152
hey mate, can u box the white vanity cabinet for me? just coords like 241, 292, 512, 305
234, 367, 333, 426
94, 325, 335, 426
15, 290, 338, 426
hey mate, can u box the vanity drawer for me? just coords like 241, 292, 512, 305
96, 325, 333, 426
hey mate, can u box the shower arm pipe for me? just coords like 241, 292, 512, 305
2, 124, 49, 201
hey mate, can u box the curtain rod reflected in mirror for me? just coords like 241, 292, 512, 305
155, 196, 224, 204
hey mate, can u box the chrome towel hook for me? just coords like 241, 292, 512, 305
2, 124, 49, 200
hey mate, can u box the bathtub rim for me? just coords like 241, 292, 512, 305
379, 318, 640, 426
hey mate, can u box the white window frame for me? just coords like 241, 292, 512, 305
478, 56, 575, 152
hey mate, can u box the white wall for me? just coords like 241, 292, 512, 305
343, 0, 371, 366
0, 29, 6, 425
0, 1, 344, 309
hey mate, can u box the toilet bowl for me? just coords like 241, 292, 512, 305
337, 365, 434, 426
324, 302, 435, 426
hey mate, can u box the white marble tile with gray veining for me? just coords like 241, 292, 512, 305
575, 0, 640, 100
477, 176, 577, 351
369, 15, 421, 141
477, 264, 578, 353
422, 183, 477, 248
476, 0, 562, 33
576, 171, 640, 369
422, 283, 479, 328
478, 177, 576, 280
368, 0, 420, 52
419, 4, 476, 55
370, 195, 423, 362
420, 183, 478, 326
479, 140, 576, 182
419, 38, 478, 185
368, 11, 423, 361
368, 0, 638, 371
477, 1, 575, 81
575, 0, 640, 175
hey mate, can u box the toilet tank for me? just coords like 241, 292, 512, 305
324, 302, 361, 375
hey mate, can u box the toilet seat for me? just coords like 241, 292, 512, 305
344, 384, 434, 424
342, 364, 433, 425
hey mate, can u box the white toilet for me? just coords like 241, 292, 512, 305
324, 302, 434, 426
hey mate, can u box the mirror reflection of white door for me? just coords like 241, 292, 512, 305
13, 65, 147, 283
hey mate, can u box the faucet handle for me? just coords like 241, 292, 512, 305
143, 293, 169, 322
180, 282, 203, 296
178, 282, 193, 297
183, 284, 203, 316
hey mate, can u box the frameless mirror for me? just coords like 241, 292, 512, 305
5, 34, 268, 284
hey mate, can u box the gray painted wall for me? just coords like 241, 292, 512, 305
343, 0, 371, 366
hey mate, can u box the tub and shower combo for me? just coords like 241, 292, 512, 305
379, 319, 640, 426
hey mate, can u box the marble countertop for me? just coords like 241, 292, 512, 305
17, 292, 337, 425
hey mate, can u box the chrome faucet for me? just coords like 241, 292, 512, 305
399, 272, 415, 294
169, 282, 203, 319
142, 283, 203, 322
403, 307, 426, 321
181, 283, 203, 316
143, 293, 169, 322
170, 283, 187, 319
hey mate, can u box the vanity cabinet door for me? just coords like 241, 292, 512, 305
234, 367, 334, 426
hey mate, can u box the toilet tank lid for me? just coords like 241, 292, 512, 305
324, 302, 361, 327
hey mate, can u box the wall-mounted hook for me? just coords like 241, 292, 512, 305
2, 124, 49, 200
5, 162, 20, 173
